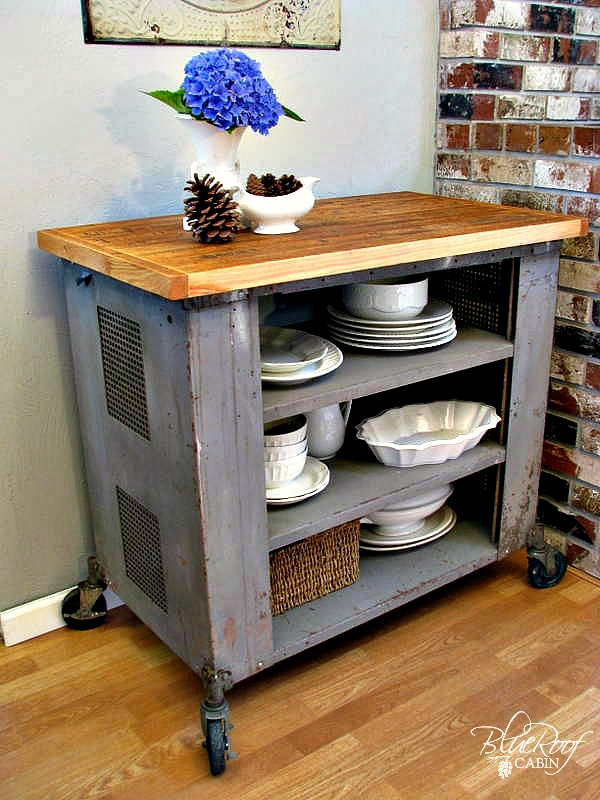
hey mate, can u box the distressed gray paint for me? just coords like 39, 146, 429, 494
61, 239, 560, 685
498, 249, 561, 556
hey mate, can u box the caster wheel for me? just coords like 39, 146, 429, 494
61, 587, 107, 630
528, 552, 568, 589
204, 718, 227, 776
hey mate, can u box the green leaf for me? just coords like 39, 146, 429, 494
281, 105, 304, 122
143, 88, 192, 115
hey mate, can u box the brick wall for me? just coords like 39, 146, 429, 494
436, 0, 600, 577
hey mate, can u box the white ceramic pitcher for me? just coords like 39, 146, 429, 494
306, 401, 352, 461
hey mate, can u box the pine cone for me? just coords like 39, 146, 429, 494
184, 174, 241, 244
278, 174, 303, 196
261, 173, 280, 197
245, 172, 303, 197
246, 173, 267, 196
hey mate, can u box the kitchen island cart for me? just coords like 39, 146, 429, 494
38, 192, 587, 774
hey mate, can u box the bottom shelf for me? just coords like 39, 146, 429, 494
270, 519, 498, 662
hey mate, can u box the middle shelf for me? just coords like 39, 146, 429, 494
262, 328, 513, 423
267, 442, 506, 550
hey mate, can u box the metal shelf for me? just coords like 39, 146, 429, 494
271, 520, 498, 661
267, 442, 505, 550
262, 328, 513, 423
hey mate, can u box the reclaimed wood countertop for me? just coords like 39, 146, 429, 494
38, 192, 587, 300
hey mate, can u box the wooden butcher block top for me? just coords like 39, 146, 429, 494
38, 192, 587, 300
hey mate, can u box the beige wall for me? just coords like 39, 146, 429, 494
0, 0, 438, 611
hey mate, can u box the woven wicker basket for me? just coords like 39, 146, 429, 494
270, 519, 360, 616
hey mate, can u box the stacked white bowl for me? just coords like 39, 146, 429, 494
264, 414, 308, 489
341, 276, 429, 321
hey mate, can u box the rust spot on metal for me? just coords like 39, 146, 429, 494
224, 616, 237, 649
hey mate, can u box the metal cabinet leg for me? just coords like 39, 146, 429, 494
527, 522, 568, 589
200, 665, 236, 776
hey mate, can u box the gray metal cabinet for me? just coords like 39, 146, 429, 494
40, 193, 585, 772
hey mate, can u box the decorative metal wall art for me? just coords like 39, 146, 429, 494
81, 0, 341, 49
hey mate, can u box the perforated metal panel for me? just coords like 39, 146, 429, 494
116, 486, 168, 613
429, 260, 513, 336
97, 306, 150, 440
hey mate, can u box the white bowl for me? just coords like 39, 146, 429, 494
264, 439, 307, 462
356, 401, 501, 467
342, 277, 428, 321
367, 484, 453, 530
264, 449, 308, 488
264, 415, 307, 447
260, 327, 328, 374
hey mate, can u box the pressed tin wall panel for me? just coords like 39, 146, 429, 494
81, 0, 341, 49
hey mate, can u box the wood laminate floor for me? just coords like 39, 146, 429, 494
1, 551, 599, 800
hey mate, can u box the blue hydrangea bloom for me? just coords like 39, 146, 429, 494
182, 49, 283, 135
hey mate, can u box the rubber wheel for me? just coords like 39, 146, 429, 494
205, 718, 227, 776
528, 552, 568, 589
61, 587, 108, 630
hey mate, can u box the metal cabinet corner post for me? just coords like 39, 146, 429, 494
64, 266, 272, 683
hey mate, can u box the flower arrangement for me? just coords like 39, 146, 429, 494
146, 48, 302, 135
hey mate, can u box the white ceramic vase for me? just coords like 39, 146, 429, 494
179, 116, 246, 229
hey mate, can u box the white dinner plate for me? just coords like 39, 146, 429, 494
328, 300, 453, 328
360, 505, 456, 546
266, 457, 330, 504
326, 317, 455, 340
327, 320, 456, 344
261, 342, 343, 385
328, 328, 457, 351
359, 507, 457, 551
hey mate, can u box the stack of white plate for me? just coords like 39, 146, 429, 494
326, 300, 457, 352
260, 326, 343, 385
359, 484, 457, 552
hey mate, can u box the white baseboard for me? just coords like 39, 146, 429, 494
0, 586, 123, 647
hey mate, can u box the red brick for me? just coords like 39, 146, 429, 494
572, 484, 600, 517
586, 362, 600, 390
566, 196, 600, 226
472, 154, 533, 184
555, 290, 592, 324
574, 127, 600, 158
474, 123, 503, 150
474, 62, 522, 90
440, 0, 450, 29
501, 188, 563, 212
550, 351, 586, 384
547, 95, 589, 120
561, 233, 598, 260
549, 382, 600, 421
475, 0, 528, 28
500, 33, 551, 62
553, 37, 598, 65
472, 94, 497, 120
542, 441, 578, 476
566, 542, 591, 567
437, 180, 500, 204
447, 63, 475, 89
581, 424, 600, 456
559, 258, 600, 292
439, 123, 471, 150
497, 94, 546, 119
436, 153, 471, 180
534, 159, 596, 192
505, 124, 537, 153
538, 125, 571, 155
